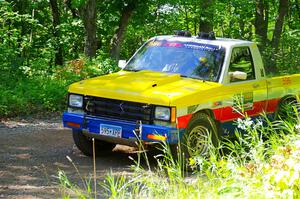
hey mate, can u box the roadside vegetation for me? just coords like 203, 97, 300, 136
58, 113, 300, 198
0, 55, 118, 116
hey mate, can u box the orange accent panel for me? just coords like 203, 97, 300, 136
171, 107, 176, 123
147, 134, 167, 141
67, 122, 81, 128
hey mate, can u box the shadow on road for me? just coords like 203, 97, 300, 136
0, 128, 159, 198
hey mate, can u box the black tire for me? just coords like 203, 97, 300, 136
277, 99, 300, 123
72, 129, 116, 156
179, 112, 219, 160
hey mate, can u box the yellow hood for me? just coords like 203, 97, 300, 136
68, 70, 222, 106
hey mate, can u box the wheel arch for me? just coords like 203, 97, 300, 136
277, 94, 298, 107
193, 109, 216, 120
190, 108, 221, 130
190, 108, 225, 136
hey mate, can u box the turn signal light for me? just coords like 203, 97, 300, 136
171, 107, 176, 123
147, 134, 167, 141
66, 122, 81, 128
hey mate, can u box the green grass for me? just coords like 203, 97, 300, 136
58, 114, 300, 199
0, 75, 67, 116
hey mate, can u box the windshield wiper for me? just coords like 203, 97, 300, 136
123, 69, 141, 72
180, 75, 203, 80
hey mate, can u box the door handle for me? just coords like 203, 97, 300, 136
252, 84, 259, 88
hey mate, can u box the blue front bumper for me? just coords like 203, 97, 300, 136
62, 112, 181, 144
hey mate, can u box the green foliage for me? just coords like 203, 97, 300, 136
0, 52, 118, 117
0, 73, 67, 116
276, 30, 300, 74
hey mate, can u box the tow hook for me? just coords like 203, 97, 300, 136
134, 120, 142, 138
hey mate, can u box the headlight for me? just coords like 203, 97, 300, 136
155, 106, 171, 121
69, 94, 83, 108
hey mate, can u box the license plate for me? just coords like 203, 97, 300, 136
99, 124, 122, 138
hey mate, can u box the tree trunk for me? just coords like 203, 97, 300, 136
64, 0, 79, 18
50, 0, 63, 65
110, 2, 136, 60
199, 0, 214, 33
271, 0, 289, 51
184, 5, 189, 31
82, 0, 97, 58
254, 0, 269, 47
238, 15, 245, 38
296, 0, 300, 19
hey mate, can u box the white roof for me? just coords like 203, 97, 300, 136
151, 35, 254, 48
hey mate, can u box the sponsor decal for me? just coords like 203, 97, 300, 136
148, 41, 162, 47
213, 101, 222, 107
282, 77, 292, 85
233, 92, 254, 112
148, 41, 183, 47
148, 41, 222, 51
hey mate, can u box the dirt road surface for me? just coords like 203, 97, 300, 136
0, 114, 142, 198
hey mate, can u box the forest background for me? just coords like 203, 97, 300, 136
1, 0, 300, 117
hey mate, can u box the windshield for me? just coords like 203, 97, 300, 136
124, 40, 225, 82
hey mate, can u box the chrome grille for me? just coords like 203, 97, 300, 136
84, 96, 153, 124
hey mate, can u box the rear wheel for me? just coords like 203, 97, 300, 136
277, 98, 300, 123
72, 129, 116, 156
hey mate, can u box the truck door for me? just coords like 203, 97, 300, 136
220, 46, 268, 124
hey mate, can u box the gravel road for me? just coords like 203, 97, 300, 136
0, 114, 143, 198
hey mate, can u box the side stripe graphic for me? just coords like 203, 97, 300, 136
176, 98, 280, 128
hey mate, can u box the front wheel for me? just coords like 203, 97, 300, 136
178, 112, 220, 161
72, 129, 116, 156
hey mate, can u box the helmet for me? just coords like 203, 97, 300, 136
199, 57, 207, 63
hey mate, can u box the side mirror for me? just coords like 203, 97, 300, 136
118, 60, 127, 69
229, 71, 247, 81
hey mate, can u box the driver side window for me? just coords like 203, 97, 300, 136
229, 47, 255, 82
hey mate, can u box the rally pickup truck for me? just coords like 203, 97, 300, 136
62, 31, 300, 158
